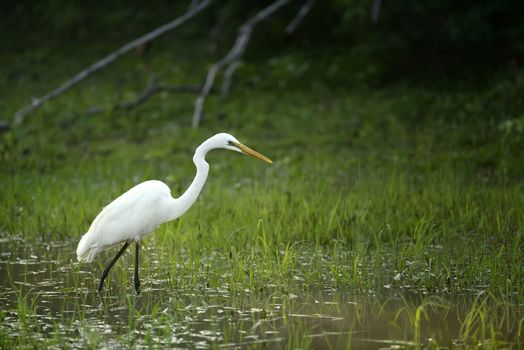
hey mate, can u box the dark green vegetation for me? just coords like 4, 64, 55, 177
1, 1, 524, 348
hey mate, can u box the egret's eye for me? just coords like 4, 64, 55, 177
228, 141, 234, 146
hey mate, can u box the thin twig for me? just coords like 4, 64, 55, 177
86, 78, 202, 116
14, 0, 212, 125
286, 0, 315, 34
192, 0, 290, 128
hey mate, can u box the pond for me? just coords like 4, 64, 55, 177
0, 237, 521, 349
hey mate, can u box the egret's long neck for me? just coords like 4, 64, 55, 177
169, 144, 209, 220
171, 145, 210, 220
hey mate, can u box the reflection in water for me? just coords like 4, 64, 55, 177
0, 239, 520, 349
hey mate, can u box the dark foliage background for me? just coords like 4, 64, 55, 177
3, 0, 524, 84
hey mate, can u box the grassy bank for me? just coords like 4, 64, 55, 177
1, 46, 523, 347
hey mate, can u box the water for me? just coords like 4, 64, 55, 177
0, 238, 520, 349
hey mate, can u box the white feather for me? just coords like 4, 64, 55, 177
77, 180, 175, 261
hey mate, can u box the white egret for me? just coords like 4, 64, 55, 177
76, 133, 272, 293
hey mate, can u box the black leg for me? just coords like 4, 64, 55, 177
134, 242, 141, 294
98, 242, 129, 292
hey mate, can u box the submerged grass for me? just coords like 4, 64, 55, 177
1, 39, 523, 347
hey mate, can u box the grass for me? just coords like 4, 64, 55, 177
1, 36, 524, 348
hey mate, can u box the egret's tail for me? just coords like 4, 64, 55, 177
76, 233, 96, 262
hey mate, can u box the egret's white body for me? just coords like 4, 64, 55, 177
76, 133, 272, 293
77, 180, 178, 262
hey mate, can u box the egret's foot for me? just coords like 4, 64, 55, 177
134, 280, 141, 294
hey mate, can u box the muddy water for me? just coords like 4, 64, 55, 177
0, 238, 520, 349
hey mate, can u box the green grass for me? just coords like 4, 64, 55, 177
1, 40, 524, 348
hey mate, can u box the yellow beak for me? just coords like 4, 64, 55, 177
236, 143, 273, 164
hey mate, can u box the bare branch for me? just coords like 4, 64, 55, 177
86, 76, 159, 115
86, 78, 202, 116
193, 28, 250, 116
220, 60, 241, 96
0, 121, 9, 132
286, 0, 315, 34
188, 0, 200, 10
159, 84, 202, 94
244, 0, 289, 27
192, 0, 290, 128
372, 0, 382, 23
14, 0, 212, 125
116, 76, 159, 110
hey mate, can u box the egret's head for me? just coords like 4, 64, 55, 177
211, 132, 273, 164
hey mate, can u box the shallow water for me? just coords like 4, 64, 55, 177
0, 238, 521, 349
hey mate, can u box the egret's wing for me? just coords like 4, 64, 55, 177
77, 187, 148, 261
77, 180, 173, 262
